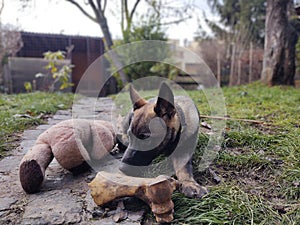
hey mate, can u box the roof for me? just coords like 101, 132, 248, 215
20, 31, 103, 40
18, 31, 104, 57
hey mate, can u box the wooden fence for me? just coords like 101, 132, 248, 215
3, 57, 71, 93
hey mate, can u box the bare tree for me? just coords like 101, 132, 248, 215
0, 1, 23, 89
120, 0, 141, 43
261, 0, 298, 86
66, 0, 145, 46
65, 0, 131, 84
0, 25, 23, 58
65, 0, 195, 84
0, 0, 4, 15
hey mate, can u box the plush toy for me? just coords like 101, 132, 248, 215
19, 119, 116, 194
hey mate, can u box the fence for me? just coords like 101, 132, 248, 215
3, 57, 71, 93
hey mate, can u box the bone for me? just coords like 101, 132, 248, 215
88, 171, 179, 223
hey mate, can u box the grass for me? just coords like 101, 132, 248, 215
0, 92, 74, 157
171, 83, 300, 224
172, 187, 285, 224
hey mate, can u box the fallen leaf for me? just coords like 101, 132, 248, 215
201, 122, 212, 129
112, 211, 128, 223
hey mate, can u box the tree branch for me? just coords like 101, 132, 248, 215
124, 0, 130, 23
121, 0, 124, 32
65, 0, 97, 23
88, 0, 100, 20
0, 0, 4, 16
129, 0, 141, 21
102, 0, 107, 14
96, 0, 101, 11
154, 16, 192, 27
200, 115, 267, 125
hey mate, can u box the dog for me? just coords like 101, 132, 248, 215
119, 82, 208, 198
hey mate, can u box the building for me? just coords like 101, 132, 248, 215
4, 32, 117, 95
168, 39, 206, 89
18, 32, 106, 92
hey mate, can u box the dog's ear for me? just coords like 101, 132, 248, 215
154, 82, 175, 119
129, 84, 147, 110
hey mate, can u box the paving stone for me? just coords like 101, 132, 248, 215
75, 115, 98, 120
19, 140, 36, 154
22, 130, 44, 140
21, 189, 83, 225
52, 114, 72, 121
0, 197, 18, 216
91, 217, 140, 225
0, 155, 21, 174
47, 119, 63, 125
35, 124, 53, 130
55, 110, 72, 116
95, 113, 114, 121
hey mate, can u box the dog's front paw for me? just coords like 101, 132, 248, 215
180, 181, 208, 198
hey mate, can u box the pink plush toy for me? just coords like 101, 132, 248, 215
19, 119, 116, 194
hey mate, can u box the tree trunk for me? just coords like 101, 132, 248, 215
229, 43, 236, 86
249, 42, 253, 83
65, 0, 128, 85
261, 0, 297, 86
97, 13, 129, 85
98, 14, 114, 49
217, 51, 221, 86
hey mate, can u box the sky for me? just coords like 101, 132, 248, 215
2, 0, 216, 45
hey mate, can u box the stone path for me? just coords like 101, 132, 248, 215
0, 97, 147, 225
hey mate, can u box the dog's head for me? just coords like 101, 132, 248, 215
120, 82, 181, 176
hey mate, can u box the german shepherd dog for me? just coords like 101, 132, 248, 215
119, 82, 208, 198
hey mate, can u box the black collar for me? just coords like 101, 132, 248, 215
175, 103, 186, 134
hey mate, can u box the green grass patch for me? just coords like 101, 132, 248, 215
181, 83, 300, 224
0, 92, 74, 156
221, 83, 300, 128
172, 185, 299, 225
173, 187, 275, 224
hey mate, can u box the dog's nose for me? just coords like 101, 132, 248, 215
119, 163, 143, 177
119, 162, 130, 174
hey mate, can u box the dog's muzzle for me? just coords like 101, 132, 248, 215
119, 147, 158, 177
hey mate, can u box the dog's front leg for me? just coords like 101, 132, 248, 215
172, 157, 208, 198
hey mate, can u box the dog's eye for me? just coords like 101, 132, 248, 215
138, 133, 150, 140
